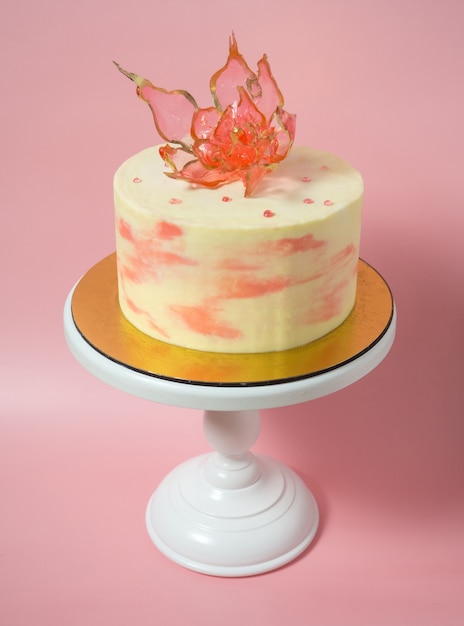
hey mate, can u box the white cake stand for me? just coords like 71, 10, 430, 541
64, 254, 395, 577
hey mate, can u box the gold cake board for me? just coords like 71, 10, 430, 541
71, 254, 394, 386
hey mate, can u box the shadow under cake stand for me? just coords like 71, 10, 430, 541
64, 254, 395, 577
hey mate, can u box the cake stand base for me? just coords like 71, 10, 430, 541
146, 456, 318, 577
145, 409, 318, 576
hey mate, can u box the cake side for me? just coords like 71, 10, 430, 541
114, 145, 363, 353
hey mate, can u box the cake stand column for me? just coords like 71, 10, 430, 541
145, 408, 319, 577
203, 409, 261, 488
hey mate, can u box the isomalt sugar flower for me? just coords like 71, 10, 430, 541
114, 34, 296, 197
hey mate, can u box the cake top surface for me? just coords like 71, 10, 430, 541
114, 145, 363, 229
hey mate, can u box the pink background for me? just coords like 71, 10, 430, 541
2, 0, 463, 624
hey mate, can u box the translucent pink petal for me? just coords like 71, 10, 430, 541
213, 104, 238, 144
138, 85, 197, 149
114, 63, 197, 150
191, 107, 221, 140
244, 164, 276, 197
270, 108, 296, 159
276, 108, 297, 143
193, 140, 225, 169
166, 159, 243, 188
159, 144, 196, 172
273, 129, 293, 159
210, 33, 256, 111
254, 55, 284, 121
234, 87, 266, 127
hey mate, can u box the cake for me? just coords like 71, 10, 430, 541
114, 36, 363, 354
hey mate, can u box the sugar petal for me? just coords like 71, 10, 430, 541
191, 106, 221, 140
210, 33, 256, 111
244, 164, 275, 197
167, 159, 242, 189
159, 144, 196, 171
114, 62, 197, 150
254, 55, 284, 121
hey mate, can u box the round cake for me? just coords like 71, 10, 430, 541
114, 144, 363, 353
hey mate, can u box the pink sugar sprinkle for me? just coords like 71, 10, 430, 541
303, 198, 314, 204
301, 176, 311, 182
263, 210, 275, 218
324, 200, 334, 206
169, 198, 182, 205
222, 196, 232, 202
132, 177, 142, 183
320, 165, 329, 171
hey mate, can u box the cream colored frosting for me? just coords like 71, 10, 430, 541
114, 145, 363, 353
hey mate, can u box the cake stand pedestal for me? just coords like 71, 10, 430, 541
64, 254, 395, 577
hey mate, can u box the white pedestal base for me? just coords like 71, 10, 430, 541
146, 453, 318, 577
146, 409, 318, 576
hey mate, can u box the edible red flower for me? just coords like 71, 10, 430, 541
115, 34, 296, 197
